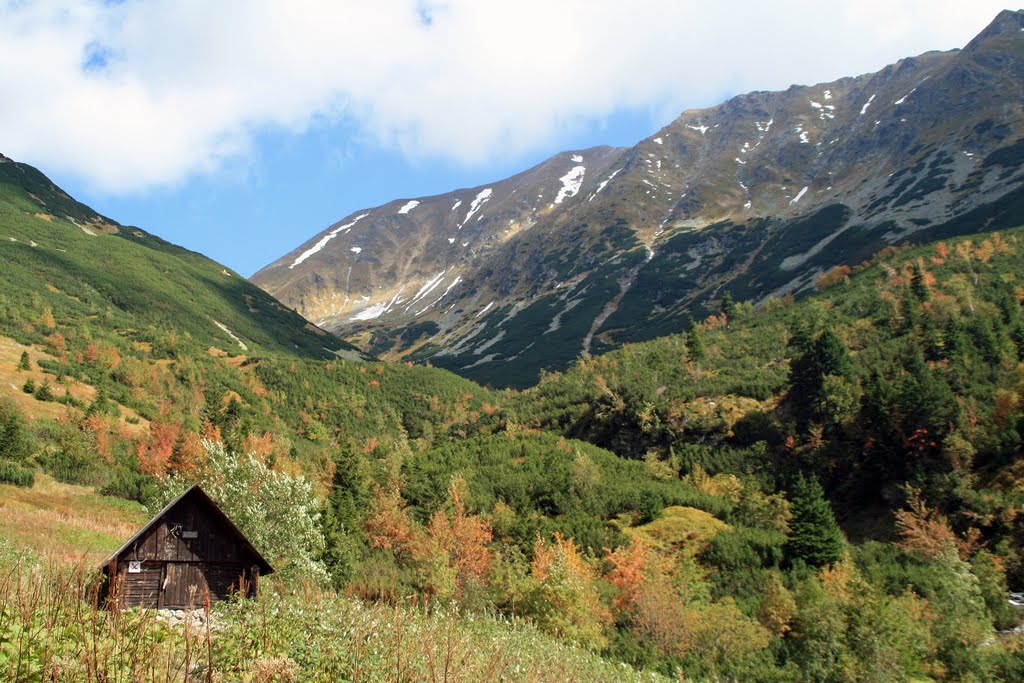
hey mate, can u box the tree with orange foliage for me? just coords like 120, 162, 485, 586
522, 533, 611, 650
170, 431, 206, 475
605, 534, 656, 614
756, 571, 797, 637
242, 431, 275, 461
81, 413, 114, 464
975, 239, 995, 263
427, 475, 494, 596
101, 344, 121, 370
895, 487, 981, 560
137, 419, 181, 477
817, 264, 852, 291
82, 342, 99, 364
364, 484, 416, 556
45, 332, 66, 360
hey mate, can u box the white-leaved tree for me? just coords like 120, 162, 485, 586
154, 439, 327, 584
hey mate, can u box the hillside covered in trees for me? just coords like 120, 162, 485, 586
3, 153, 1024, 678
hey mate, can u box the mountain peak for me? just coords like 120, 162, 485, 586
965, 9, 1024, 49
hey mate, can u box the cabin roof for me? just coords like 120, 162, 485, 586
101, 484, 274, 574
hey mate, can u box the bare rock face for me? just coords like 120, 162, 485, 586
253, 10, 1024, 388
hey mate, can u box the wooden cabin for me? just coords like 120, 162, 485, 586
101, 485, 273, 609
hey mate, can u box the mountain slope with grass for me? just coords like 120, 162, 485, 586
0, 152, 363, 362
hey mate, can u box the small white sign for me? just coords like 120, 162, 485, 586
128, 561, 142, 574
182, 530, 198, 539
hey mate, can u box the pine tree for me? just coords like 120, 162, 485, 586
909, 261, 930, 302
34, 381, 53, 402
686, 318, 706, 364
788, 327, 853, 423
897, 346, 958, 451
785, 475, 844, 568
86, 385, 111, 417
0, 397, 34, 462
814, 328, 853, 380
17, 351, 30, 371
322, 450, 369, 586
943, 315, 968, 362
860, 368, 902, 479
721, 290, 735, 319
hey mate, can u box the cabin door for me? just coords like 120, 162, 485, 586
164, 562, 209, 609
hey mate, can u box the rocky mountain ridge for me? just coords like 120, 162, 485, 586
253, 10, 1024, 387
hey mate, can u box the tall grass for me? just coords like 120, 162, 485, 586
0, 545, 202, 681
0, 544, 672, 682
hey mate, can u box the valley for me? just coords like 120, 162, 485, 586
1, 9, 1024, 682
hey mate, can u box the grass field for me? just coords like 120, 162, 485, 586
0, 474, 146, 563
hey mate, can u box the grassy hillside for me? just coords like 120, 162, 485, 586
0, 154, 358, 361
0, 475, 146, 563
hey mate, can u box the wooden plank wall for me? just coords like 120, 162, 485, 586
120, 566, 162, 608
119, 498, 250, 564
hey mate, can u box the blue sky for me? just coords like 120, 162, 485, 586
54, 107, 667, 276
0, 1, 1012, 276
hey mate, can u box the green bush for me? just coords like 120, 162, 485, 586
98, 469, 161, 508
34, 420, 102, 485
0, 461, 34, 487
33, 381, 54, 402
0, 396, 34, 462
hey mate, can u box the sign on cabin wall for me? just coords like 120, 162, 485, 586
128, 561, 142, 573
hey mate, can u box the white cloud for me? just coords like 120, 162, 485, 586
0, 0, 1011, 193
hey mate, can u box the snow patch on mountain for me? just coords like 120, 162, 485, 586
554, 166, 586, 204
290, 213, 369, 269
417, 276, 464, 315
398, 200, 420, 215
460, 189, 492, 228
349, 302, 387, 321
545, 297, 583, 334
407, 270, 449, 309
894, 88, 915, 105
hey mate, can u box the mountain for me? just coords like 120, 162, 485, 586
0, 153, 363, 361
256, 10, 1024, 388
